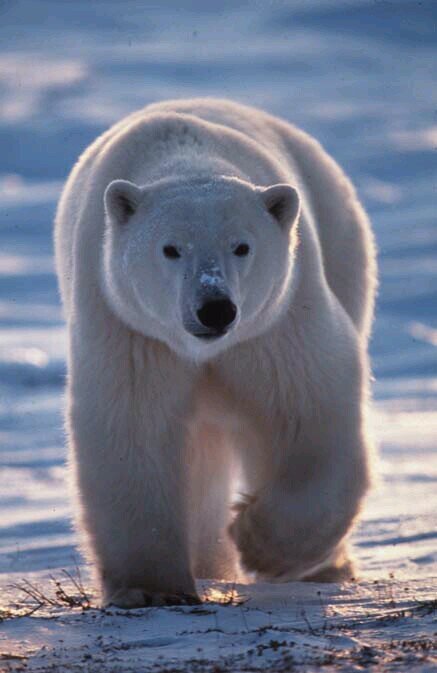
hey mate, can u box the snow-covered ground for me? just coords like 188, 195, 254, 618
0, 1, 436, 670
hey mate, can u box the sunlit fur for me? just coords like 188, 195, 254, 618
54, 98, 377, 607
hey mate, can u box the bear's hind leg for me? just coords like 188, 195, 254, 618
188, 421, 240, 582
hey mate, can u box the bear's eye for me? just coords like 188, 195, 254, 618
163, 245, 181, 259
233, 243, 250, 257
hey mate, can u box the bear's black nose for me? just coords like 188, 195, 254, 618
196, 298, 237, 333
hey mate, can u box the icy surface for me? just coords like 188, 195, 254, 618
0, 1, 436, 670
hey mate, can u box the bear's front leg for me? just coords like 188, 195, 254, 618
68, 333, 200, 608
229, 372, 371, 582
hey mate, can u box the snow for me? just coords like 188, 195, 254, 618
0, 1, 436, 670
199, 269, 224, 288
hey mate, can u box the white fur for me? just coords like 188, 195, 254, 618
54, 98, 377, 607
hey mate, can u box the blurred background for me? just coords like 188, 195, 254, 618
0, 1, 436, 579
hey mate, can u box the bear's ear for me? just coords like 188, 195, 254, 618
258, 184, 300, 229
104, 179, 142, 225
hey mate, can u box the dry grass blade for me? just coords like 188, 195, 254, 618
50, 570, 91, 610
204, 581, 249, 606
6, 569, 92, 619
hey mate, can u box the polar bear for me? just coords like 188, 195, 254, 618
55, 98, 377, 608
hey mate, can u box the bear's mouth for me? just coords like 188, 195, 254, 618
192, 330, 228, 341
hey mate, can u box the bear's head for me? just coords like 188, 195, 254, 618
103, 175, 300, 361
